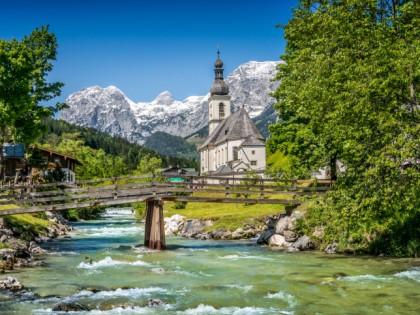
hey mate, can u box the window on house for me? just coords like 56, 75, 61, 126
219, 102, 225, 117
233, 147, 238, 160
252, 150, 255, 155
251, 161, 257, 166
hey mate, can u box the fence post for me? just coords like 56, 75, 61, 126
225, 178, 230, 198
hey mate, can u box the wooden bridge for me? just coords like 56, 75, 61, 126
0, 174, 333, 250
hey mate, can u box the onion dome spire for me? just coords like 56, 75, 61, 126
210, 48, 229, 96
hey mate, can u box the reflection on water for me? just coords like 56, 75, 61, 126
1, 208, 419, 314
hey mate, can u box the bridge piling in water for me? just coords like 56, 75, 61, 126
144, 199, 166, 250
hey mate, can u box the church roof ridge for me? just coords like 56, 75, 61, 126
200, 107, 264, 149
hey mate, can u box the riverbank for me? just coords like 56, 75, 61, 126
164, 201, 323, 253
0, 211, 72, 291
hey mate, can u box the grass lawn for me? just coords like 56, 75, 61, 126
164, 200, 286, 231
0, 204, 52, 236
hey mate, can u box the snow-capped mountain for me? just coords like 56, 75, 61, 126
59, 61, 281, 144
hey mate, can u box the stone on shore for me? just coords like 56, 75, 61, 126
0, 276, 23, 291
269, 234, 292, 248
164, 214, 185, 236
292, 236, 315, 251
325, 242, 338, 254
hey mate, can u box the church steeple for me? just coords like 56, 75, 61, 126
208, 49, 231, 135
210, 49, 229, 96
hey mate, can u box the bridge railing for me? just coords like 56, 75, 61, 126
0, 174, 334, 215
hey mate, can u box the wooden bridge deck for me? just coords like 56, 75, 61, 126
0, 174, 333, 216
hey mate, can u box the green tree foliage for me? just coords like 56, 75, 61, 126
0, 26, 65, 176
136, 155, 163, 175
40, 117, 196, 172
268, 0, 419, 256
41, 132, 127, 179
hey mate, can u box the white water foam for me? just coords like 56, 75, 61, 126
394, 267, 420, 282
74, 287, 169, 300
338, 274, 391, 283
77, 256, 151, 269
179, 304, 287, 314
34, 305, 172, 314
218, 254, 275, 262
83, 226, 142, 237
265, 290, 297, 308
34, 287, 170, 305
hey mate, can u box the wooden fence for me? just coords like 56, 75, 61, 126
0, 174, 334, 216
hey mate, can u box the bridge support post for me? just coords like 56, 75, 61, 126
144, 199, 166, 250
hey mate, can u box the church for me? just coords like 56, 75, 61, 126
199, 52, 266, 175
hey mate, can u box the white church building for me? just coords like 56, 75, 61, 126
199, 52, 266, 175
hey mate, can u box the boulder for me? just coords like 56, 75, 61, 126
264, 215, 278, 230
147, 298, 165, 307
268, 234, 292, 248
292, 235, 315, 251
194, 233, 211, 240
164, 214, 185, 236
0, 229, 13, 237
52, 302, 91, 312
256, 229, 275, 245
0, 249, 15, 270
0, 276, 23, 291
29, 242, 46, 255
231, 228, 244, 239
275, 216, 289, 235
283, 230, 298, 242
4, 238, 29, 258
211, 229, 232, 240
182, 219, 212, 238
325, 242, 338, 254
287, 210, 305, 231
0, 249, 15, 260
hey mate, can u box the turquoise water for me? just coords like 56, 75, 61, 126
1, 209, 419, 314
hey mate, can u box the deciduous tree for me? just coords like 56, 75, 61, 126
268, 0, 419, 255
0, 26, 65, 177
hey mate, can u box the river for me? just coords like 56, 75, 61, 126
1, 209, 419, 314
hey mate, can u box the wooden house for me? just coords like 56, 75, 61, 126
28, 146, 81, 182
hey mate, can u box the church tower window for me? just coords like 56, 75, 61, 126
219, 102, 225, 118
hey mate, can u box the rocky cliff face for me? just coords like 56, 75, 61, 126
59, 61, 281, 144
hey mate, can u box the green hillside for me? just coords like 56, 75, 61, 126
144, 131, 199, 162
40, 118, 198, 172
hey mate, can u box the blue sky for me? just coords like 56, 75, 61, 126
1, 0, 298, 104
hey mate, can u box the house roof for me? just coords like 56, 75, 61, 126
29, 146, 82, 165
200, 108, 264, 149
213, 165, 233, 175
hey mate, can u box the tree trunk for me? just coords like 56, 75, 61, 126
330, 156, 337, 181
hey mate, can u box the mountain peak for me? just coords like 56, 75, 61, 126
60, 60, 280, 144
152, 91, 175, 105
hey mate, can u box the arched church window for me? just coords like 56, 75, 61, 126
219, 102, 225, 118
233, 146, 238, 161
